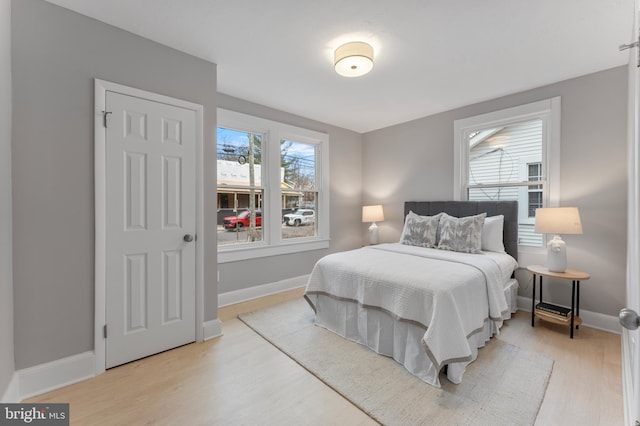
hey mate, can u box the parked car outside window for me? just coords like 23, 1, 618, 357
223, 210, 262, 230
283, 209, 315, 226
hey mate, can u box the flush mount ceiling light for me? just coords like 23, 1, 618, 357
334, 41, 374, 77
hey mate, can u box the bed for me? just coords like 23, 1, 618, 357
304, 201, 519, 387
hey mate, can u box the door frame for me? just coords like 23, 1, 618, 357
94, 79, 205, 375
623, 0, 640, 423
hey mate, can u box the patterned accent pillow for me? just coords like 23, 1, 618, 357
399, 211, 442, 248
437, 212, 487, 253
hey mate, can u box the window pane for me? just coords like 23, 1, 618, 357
468, 186, 542, 247
281, 140, 316, 190
528, 192, 542, 217
217, 128, 262, 188
281, 140, 317, 240
466, 118, 544, 247
527, 162, 543, 218
468, 119, 543, 186
217, 127, 263, 247
282, 192, 317, 240
528, 163, 542, 181
217, 189, 264, 247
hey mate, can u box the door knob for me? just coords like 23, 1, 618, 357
619, 308, 640, 330
183, 234, 194, 243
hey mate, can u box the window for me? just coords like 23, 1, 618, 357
217, 128, 264, 245
454, 98, 561, 249
217, 109, 329, 262
281, 140, 318, 239
527, 162, 543, 217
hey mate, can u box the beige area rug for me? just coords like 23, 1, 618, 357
239, 298, 553, 426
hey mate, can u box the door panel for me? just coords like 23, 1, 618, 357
127, 253, 147, 331
163, 249, 183, 322
105, 91, 196, 369
125, 152, 147, 230
163, 156, 182, 228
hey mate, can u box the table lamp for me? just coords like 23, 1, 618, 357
362, 205, 384, 245
534, 207, 583, 272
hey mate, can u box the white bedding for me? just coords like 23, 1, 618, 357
304, 243, 518, 387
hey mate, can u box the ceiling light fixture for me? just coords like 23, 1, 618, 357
334, 41, 374, 77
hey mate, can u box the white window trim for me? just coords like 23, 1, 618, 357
217, 109, 330, 263
453, 97, 561, 262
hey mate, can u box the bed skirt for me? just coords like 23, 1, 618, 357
309, 278, 519, 387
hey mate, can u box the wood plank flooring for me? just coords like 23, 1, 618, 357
27, 288, 623, 425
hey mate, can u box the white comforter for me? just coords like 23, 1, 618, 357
305, 243, 517, 376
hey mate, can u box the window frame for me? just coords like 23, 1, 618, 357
453, 97, 561, 257
217, 109, 330, 263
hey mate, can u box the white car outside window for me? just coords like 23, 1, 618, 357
283, 209, 315, 226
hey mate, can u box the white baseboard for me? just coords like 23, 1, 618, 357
10, 318, 228, 400
203, 319, 223, 341
517, 296, 621, 335
16, 351, 95, 401
1, 373, 19, 403
218, 275, 309, 308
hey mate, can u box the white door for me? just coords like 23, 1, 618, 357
621, 0, 640, 423
104, 90, 196, 368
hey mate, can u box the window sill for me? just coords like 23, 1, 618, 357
218, 238, 330, 263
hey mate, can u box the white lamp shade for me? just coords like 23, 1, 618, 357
534, 207, 583, 235
362, 205, 384, 223
334, 42, 374, 77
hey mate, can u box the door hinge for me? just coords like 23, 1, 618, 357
619, 40, 639, 50
619, 34, 640, 68
103, 324, 108, 339
101, 110, 112, 128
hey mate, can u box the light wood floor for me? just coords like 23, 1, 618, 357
27, 288, 623, 425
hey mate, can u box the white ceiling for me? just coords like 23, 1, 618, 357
45, 0, 634, 133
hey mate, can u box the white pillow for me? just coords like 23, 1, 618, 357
399, 211, 442, 248
482, 215, 505, 253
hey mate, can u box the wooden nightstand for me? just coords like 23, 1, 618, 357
527, 265, 590, 339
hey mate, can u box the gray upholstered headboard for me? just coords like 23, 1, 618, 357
404, 201, 518, 260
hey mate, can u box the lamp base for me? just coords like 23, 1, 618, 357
368, 222, 379, 245
546, 235, 567, 272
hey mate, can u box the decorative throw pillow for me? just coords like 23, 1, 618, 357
482, 215, 505, 253
437, 212, 486, 253
399, 211, 442, 248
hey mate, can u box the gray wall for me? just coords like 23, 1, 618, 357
0, 0, 14, 399
363, 67, 627, 317
216, 94, 363, 294
12, 0, 218, 369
